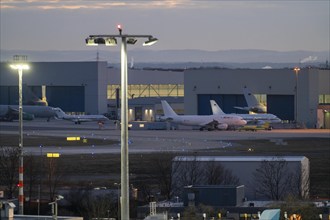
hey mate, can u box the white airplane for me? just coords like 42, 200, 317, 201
161, 100, 247, 131
234, 87, 267, 113
211, 100, 282, 124
53, 107, 109, 124
0, 105, 57, 121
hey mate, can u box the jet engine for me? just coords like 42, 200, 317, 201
217, 124, 228, 130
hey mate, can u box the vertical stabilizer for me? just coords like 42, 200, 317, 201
161, 100, 178, 117
243, 87, 259, 108
210, 100, 225, 115
53, 107, 67, 119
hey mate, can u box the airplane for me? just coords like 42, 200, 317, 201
0, 105, 34, 121
22, 84, 48, 106
0, 105, 57, 122
210, 100, 282, 125
53, 107, 109, 124
160, 100, 247, 131
234, 87, 267, 113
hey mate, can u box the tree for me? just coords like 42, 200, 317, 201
46, 157, 63, 201
275, 196, 320, 220
65, 187, 117, 219
0, 146, 19, 199
172, 155, 204, 197
24, 154, 39, 213
205, 160, 240, 185
288, 166, 310, 199
150, 151, 176, 199
172, 155, 241, 198
253, 157, 291, 200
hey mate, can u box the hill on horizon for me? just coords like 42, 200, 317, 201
1, 49, 328, 69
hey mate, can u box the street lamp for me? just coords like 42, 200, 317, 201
10, 55, 29, 215
293, 67, 300, 123
85, 26, 157, 220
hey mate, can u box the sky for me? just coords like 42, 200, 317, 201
0, 0, 329, 53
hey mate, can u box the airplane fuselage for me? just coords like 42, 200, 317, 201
0, 105, 56, 119
233, 113, 281, 124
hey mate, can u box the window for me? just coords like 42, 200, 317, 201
107, 84, 184, 99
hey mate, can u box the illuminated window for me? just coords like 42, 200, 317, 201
255, 94, 267, 107
107, 84, 184, 99
319, 94, 330, 104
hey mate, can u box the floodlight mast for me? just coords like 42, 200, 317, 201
10, 55, 29, 215
85, 26, 157, 220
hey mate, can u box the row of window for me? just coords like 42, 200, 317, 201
107, 84, 330, 106
107, 84, 184, 99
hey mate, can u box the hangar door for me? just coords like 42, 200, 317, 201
0, 86, 18, 105
198, 94, 246, 115
0, 86, 42, 105
47, 86, 85, 112
198, 94, 294, 121
267, 95, 294, 121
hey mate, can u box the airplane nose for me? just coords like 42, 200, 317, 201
241, 120, 247, 125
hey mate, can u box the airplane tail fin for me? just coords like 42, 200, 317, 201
161, 100, 178, 118
53, 107, 67, 119
210, 100, 225, 115
243, 87, 260, 108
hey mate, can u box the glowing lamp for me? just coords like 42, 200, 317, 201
143, 37, 158, 46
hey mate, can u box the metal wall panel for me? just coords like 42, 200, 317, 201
0, 86, 10, 104
47, 86, 85, 112
197, 94, 246, 115
267, 95, 294, 121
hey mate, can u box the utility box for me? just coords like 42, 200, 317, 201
0, 202, 16, 218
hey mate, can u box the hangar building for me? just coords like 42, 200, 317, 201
0, 61, 329, 128
184, 68, 330, 128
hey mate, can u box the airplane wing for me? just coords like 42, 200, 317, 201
0, 106, 34, 121
160, 116, 174, 122
200, 120, 228, 130
233, 106, 250, 112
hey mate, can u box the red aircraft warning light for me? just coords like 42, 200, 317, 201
117, 24, 122, 35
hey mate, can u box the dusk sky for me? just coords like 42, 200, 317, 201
1, 1, 329, 53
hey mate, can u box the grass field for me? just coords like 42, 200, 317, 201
1, 134, 329, 199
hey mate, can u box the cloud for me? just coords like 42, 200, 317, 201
0, 0, 196, 10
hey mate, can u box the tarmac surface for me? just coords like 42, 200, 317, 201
1, 119, 329, 156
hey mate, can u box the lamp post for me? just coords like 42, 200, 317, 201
85, 26, 157, 219
293, 67, 300, 123
10, 55, 29, 215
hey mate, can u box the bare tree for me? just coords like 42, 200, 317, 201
253, 157, 291, 200
205, 160, 240, 185
24, 154, 39, 211
46, 157, 63, 201
65, 187, 117, 219
288, 166, 310, 199
149, 151, 176, 199
172, 155, 204, 196
0, 146, 19, 199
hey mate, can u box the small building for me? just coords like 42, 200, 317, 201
172, 156, 310, 200
183, 185, 245, 207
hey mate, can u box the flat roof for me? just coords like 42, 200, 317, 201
173, 156, 308, 162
